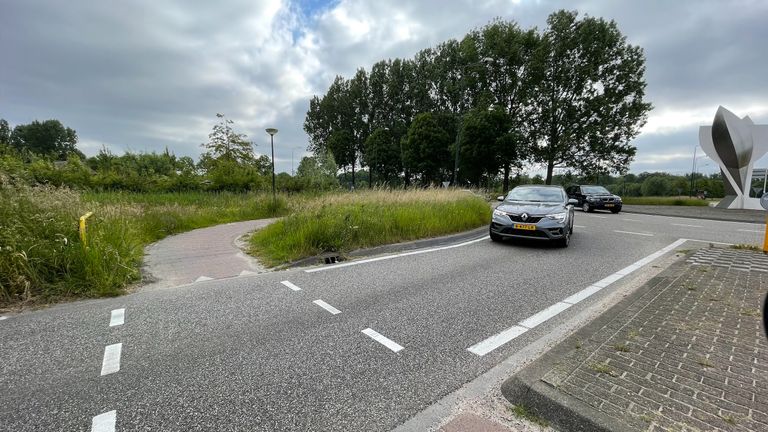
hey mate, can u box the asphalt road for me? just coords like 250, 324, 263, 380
0, 210, 764, 431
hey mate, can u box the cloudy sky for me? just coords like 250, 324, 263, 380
2, 0, 767, 176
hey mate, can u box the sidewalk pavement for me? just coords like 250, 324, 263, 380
502, 246, 768, 431
622, 205, 766, 224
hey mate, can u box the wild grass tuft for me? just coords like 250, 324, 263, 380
249, 189, 491, 266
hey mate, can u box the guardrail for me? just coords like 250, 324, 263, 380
79, 212, 94, 248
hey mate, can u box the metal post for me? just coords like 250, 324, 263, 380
79, 212, 94, 248
690, 146, 697, 197
453, 121, 461, 187
270, 134, 276, 203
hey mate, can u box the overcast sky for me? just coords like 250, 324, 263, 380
2, 0, 767, 176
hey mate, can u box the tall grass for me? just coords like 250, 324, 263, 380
0, 183, 287, 307
249, 189, 491, 266
621, 196, 711, 206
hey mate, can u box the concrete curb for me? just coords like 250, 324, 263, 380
500, 257, 689, 432
283, 225, 489, 269
621, 205, 764, 224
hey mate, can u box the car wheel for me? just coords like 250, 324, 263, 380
558, 227, 571, 248
490, 229, 502, 242
582, 202, 592, 213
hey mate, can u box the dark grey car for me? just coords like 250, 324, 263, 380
489, 185, 577, 247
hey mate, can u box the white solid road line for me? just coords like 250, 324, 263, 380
109, 309, 125, 327
280, 280, 302, 291
614, 230, 654, 237
194, 276, 214, 283
738, 229, 764, 233
0, 316, 6, 321
305, 236, 488, 273
468, 238, 687, 356
362, 328, 404, 353
91, 410, 116, 432
313, 299, 341, 315
100, 343, 123, 376
671, 223, 704, 228
587, 215, 607, 218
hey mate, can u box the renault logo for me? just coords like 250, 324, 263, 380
521, 213, 529, 221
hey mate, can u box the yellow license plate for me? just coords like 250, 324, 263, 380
513, 223, 536, 230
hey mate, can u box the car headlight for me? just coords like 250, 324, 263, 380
493, 209, 508, 217
587, 196, 599, 202
546, 212, 567, 223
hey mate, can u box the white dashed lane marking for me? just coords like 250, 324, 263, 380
100, 343, 123, 376
362, 328, 404, 353
91, 410, 116, 432
574, 225, 586, 228
672, 223, 704, 228
109, 309, 125, 327
622, 218, 641, 222
467, 239, 687, 356
313, 299, 341, 315
614, 230, 654, 237
738, 229, 764, 233
194, 276, 214, 283
280, 280, 302, 291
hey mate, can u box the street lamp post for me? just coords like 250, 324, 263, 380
266, 128, 278, 204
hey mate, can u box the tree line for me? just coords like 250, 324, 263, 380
304, 10, 652, 190
0, 115, 339, 192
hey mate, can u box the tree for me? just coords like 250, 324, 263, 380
10, 119, 80, 160
296, 150, 338, 190
528, 10, 652, 184
0, 119, 10, 146
364, 127, 401, 184
403, 113, 452, 185
641, 175, 669, 196
200, 113, 255, 164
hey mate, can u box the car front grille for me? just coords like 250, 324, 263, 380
597, 197, 615, 202
507, 214, 543, 223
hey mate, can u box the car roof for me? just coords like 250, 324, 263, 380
513, 184, 565, 189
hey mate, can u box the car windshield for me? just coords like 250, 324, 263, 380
506, 187, 564, 203
582, 186, 610, 194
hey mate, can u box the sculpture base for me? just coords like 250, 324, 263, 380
715, 195, 764, 210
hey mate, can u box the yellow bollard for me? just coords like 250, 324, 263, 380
764, 214, 768, 253
79, 212, 93, 248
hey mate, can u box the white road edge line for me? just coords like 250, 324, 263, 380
0, 316, 7, 321
313, 299, 341, 315
100, 343, 122, 376
467, 238, 687, 356
614, 230, 654, 237
91, 410, 116, 432
305, 236, 488, 273
194, 276, 214, 283
362, 328, 404, 353
109, 308, 125, 327
280, 280, 302, 291
671, 223, 704, 228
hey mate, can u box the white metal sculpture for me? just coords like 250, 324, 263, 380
699, 106, 768, 209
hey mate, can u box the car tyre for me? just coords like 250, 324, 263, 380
582, 202, 592, 213
557, 228, 571, 248
490, 229, 502, 242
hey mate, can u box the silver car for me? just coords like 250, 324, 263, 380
490, 185, 577, 247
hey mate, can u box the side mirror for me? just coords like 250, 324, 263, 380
568, 198, 578, 205
497, 196, 505, 202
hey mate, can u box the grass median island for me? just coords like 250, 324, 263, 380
621, 196, 711, 206
0, 184, 287, 307
248, 189, 491, 266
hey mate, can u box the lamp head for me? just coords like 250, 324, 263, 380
265, 128, 278, 136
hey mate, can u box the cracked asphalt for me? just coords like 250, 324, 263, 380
0, 210, 764, 431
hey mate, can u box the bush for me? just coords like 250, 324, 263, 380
641, 176, 670, 196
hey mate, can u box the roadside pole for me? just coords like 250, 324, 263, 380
761, 194, 768, 252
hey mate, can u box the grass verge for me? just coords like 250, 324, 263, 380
249, 189, 491, 266
0, 183, 287, 308
621, 196, 711, 206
